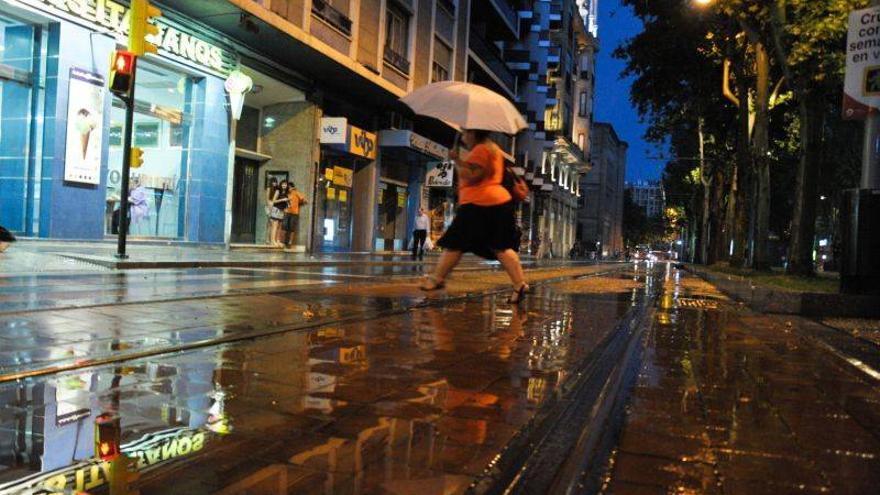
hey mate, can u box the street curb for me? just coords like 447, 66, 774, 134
466, 282, 658, 495
687, 265, 880, 318
0, 266, 628, 384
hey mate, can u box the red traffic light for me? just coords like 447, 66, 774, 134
109, 50, 136, 97
95, 413, 121, 461
113, 50, 135, 75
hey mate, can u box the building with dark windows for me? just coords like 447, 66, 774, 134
578, 122, 626, 258
510, 0, 598, 257
628, 180, 666, 219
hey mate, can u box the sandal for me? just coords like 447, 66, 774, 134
507, 283, 529, 304
419, 276, 446, 291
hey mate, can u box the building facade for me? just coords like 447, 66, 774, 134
511, 0, 598, 257
1, 0, 601, 255
628, 180, 666, 219
578, 122, 625, 257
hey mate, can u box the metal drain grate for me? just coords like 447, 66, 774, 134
676, 298, 719, 309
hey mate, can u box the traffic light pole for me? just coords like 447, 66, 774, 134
115, 57, 137, 259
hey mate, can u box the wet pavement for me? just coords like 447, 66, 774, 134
0, 263, 653, 495
0, 262, 877, 495
600, 269, 880, 494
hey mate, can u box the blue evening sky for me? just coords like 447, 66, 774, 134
595, 0, 664, 183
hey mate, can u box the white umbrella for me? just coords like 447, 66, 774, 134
400, 81, 527, 135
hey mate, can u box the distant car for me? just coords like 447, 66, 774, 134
649, 250, 672, 262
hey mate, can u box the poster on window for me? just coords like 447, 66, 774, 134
426, 161, 454, 187
64, 68, 105, 185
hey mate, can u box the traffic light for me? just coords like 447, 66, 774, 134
95, 413, 121, 461
129, 0, 162, 56
109, 50, 136, 97
130, 147, 144, 169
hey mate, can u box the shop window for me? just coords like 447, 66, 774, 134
578, 133, 585, 152
384, 3, 410, 73
432, 36, 451, 82
0, 17, 41, 234
106, 61, 196, 239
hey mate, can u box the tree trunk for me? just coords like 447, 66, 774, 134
698, 117, 711, 264
752, 42, 772, 271
730, 68, 752, 268
787, 93, 823, 276
709, 164, 727, 264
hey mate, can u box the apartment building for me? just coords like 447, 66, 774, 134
510, 0, 598, 256
578, 122, 626, 257
628, 180, 666, 219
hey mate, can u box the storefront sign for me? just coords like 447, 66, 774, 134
378, 130, 448, 160
0, 427, 209, 495
332, 166, 353, 187
426, 161, 454, 188
225, 70, 253, 121
14, 0, 234, 76
64, 68, 105, 185
320, 117, 347, 144
349, 125, 377, 159
338, 189, 348, 202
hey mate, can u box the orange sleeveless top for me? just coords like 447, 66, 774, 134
458, 143, 512, 206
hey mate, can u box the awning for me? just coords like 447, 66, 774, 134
378, 130, 449, 161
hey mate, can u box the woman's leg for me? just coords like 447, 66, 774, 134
433, 249, 463, 282
496, 249, 526, 289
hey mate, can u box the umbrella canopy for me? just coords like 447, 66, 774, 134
400, 81, 527, 135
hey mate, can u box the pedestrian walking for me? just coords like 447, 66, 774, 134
0, 226, 15, 253
412, 208, 430, 260
281, 181, 307, 251
265, 178, 280, 245
420, 129, 529, 304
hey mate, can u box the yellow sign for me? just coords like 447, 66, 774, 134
339, 189, 348, 202
333, 166, 353, 187
327, 187, 336, 200
348, 125, 377, 159
397, 191, 407, 208
325, 168, 334, 180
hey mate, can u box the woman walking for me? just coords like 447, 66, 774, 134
420, 129, 528, 304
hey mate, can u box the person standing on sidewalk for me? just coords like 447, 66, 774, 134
420, 129, 529, 304
282, 181, 307, 252
412, 208, 430, 260
265, 178, 281, 246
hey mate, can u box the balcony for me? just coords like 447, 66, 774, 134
312, 0, 352, 36
469, 34, 517, 94
384, 47, 411, 74
488, 0, 518, 34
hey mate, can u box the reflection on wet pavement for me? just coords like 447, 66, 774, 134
601, 267, 880, 494
0, 266, 654, 495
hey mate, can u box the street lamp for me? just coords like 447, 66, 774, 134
693, 0, 714, 6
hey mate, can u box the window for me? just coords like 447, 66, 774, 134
384, 3, 410, 72
578, 133, 585, 151
579, 91, 588, 117
106, 60, 195, 239
432, 37, 452, 82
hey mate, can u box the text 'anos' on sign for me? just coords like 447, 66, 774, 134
844, 5, 880, 119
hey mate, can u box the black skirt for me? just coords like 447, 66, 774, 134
437, 202, 520, 260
